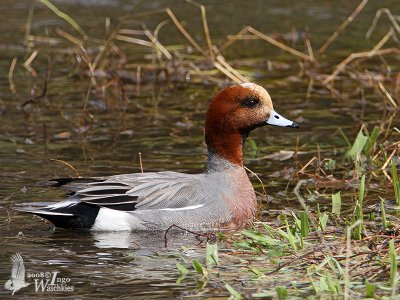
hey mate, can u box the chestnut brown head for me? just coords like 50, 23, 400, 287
205, 83, 298, 166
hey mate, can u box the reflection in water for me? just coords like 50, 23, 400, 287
92, 230, 206, 250
92, 231, 143, 249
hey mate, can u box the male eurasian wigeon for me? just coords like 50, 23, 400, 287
16, 83, 298, 231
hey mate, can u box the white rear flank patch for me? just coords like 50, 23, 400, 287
157, 204, 204, 211
92, 207, 140, 231
91, 204, 205, 230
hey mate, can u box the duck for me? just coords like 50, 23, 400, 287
15, 83, 299, 231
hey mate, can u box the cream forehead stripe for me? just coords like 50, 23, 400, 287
240, 83, 272, 102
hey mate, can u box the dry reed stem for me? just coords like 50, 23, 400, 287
366, 8, 400, 39
50, 159, 79, 177
136, 65, 142, 95
118, 29, 146, 35
165, 8, 204, 53
8, 57, 17, 94
154, 19, 170, 40
305, 36, 315, 63
79, 46, 96, 81
325, 83, 341, 98
319, 0, 369, 54
216, 54, 249, 82
92, 35, 116, 72
115, 34, 154, 47
377, 81, 398, 108
188, 66, 223, 85
369, 28, 394, 57
55, 27, 83, 46
306, 77, 314, 99
142, 26, 172, 60
383, 113, 397, 139
39, 0, 86, 36
298, 156, 317, 174
184, 0, 213, 59
213, 61, 243, 84
227, 35, 259, 41
247, 27, 312, 61
24, 5, 34, 45
323, 48, 400, 84
105, 17, 111, 36
21, 53, 51, 107
25, 35, 61, 46
119, 9, 166, 21
23, 50, 39, 77
200, 5, 214, 60
371, 141, 399, 163
218, 26, 312, 61
218, 27, 249, 51
380, 148, 397, 172
139, 152, 144, 173
244, 166, 267, 205
16, 150, 79, 178
80, 48, 96, 113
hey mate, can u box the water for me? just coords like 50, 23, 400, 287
1, 0, 399, 298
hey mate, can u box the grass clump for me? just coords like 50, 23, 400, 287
351, 174, 366, 240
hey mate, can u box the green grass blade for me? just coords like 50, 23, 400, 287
206, 242, 219, 266
353, 175, 365, 240
364, 126, 380, 157
389, 239, 397, 287
176, 262, 189, 276
332, 192, 341, 216
319, 212, 328, 231
225, 283, 242, 299
365, 280, 376, 298
39, 0, 86, 36
277, 228, 297, 251
275, 286, 288, 299
345, 129, 368, 161
192, 259, 208, 278
379, 196, 387, 229
249, 267, 265, 277
350, 175, 366, 240
358, 174, 365, 207
176, 262, 189, 283
285, 219, 298, 250
300, 211, 310, 237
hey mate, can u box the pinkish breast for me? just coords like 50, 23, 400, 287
225, 169, 257, 228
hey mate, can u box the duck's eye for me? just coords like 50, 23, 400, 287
241, 97, 259, 108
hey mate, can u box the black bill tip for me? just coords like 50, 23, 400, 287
287, 121, 299, 129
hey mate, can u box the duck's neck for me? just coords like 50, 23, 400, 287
206, 131, 245, 170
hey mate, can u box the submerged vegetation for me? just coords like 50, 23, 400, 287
3, 0, 400, 298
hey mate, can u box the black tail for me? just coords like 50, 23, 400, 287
15, 202, 100, 230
